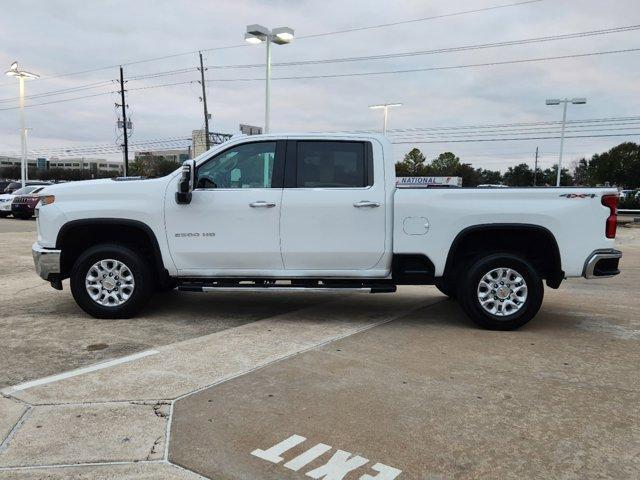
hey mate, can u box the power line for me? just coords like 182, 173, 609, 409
0, 80, 116, 104
392, 133, 639, 144
296, 0, 542, 39
0, 91, 117, 111
206, 24, 640, 70
204, 47, 640, 82
391, 126, 640, 140
0, 0, 542, 87
3, 25, 636, 106
385, 115, 640, 133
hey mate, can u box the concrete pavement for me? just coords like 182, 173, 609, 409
0, 223, 638, 479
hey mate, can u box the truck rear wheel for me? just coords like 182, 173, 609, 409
70, 243, 153, 319
457, 253, 543, 330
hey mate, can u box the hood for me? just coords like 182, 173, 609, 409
42, 176, 170, 202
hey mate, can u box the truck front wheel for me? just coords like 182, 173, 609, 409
70, 243, 154, 319
457, 253, 543, 330
434, 279, 456, 299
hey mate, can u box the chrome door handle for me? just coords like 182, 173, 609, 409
249, 201, 276, 208
353, 200, 380, 208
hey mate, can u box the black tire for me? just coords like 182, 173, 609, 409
70, 243, 154, 319
457, 253, 543, 330
15, 213, 31, 220
0, 212, 8, 218
434, 279, 457, 299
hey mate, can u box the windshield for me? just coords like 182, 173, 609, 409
13, 186, 40, 195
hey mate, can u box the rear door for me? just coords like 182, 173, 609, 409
280, 139, 386, 271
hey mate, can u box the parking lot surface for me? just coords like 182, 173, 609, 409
0, 220, 638, 479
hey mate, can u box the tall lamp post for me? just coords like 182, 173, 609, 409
245, 24, 295, 133
5, 62, 39, 188
546, 97, 586, 186
369, 103, 402, 135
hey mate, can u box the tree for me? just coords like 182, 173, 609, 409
477, 169, 503, 185
540, 164, 573, 186
503, 163, 534, 186
581, 142, 640, 188
130, 154, 180, 178
572, 158, 589, 186
395, 148, 427, 176
430, 152, 460, 175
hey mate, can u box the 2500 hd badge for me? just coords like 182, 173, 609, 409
174, 232, 216, 238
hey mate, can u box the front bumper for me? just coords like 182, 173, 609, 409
0, 202, 11, 212
12, 203, 35, 215
583, 249, 622, 279
32, 242, 61, 282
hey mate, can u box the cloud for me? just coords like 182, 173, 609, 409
0, 0, 639, 171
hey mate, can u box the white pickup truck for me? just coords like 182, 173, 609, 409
32, 133, 622, 330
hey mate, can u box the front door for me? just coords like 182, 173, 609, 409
280, 140, 387, 271
165, 140, 285, 275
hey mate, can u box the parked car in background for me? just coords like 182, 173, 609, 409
3, 180, 51, 194
0, 185, 49, 218
0, 181, 13, 193
11, 186, 49, 219
619, 189, 638, 199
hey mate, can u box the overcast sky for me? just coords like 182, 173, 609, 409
1, 0, 639, 171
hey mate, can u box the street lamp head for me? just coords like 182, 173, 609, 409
369, 103, 403, 109
247, 24, 269, 37
571, 98, 587, 105
545, 99, 561, 105
244, 33, 264, 44
5, 61, 39, 79
272, 27, 294, 44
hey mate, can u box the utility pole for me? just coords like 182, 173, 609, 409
533, 146, 539, 186
119, 66, 129, 176
198, 52, 210, 151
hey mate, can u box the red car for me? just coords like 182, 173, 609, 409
11, 186, 47, 219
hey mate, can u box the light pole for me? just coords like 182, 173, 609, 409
5, 62, 39, 188
245, 24, 294, 133
369, 103, 402, 135
546, 97, 586, 186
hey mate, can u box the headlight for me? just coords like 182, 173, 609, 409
39, 195, 55, 206
0, 198, 9, 203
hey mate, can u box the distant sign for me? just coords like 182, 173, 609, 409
396, 176, 462, 187
240, 124, 263, 135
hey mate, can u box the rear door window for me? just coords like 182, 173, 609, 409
295, 141, 370, 188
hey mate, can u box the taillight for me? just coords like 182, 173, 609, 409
601, 194, 618, 239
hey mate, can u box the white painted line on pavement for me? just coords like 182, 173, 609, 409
1, 349, 159, 395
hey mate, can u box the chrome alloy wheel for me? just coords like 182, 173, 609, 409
477, 267, 528, 317
85, 259, 135, 307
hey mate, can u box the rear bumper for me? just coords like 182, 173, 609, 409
32, 242, 61, 282
582, 249, 622, 279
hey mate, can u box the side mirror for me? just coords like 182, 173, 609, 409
176, 160, 195, 204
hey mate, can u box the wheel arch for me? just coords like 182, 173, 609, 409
443, 223, 564, 289
56, 218, 169, 284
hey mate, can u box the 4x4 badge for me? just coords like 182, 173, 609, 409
559, 193, 596, 198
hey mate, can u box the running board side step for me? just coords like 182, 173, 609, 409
177, 282, 396, 294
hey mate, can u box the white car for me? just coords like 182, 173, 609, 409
33, 133, 622, 330
0, 185, 47, 218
